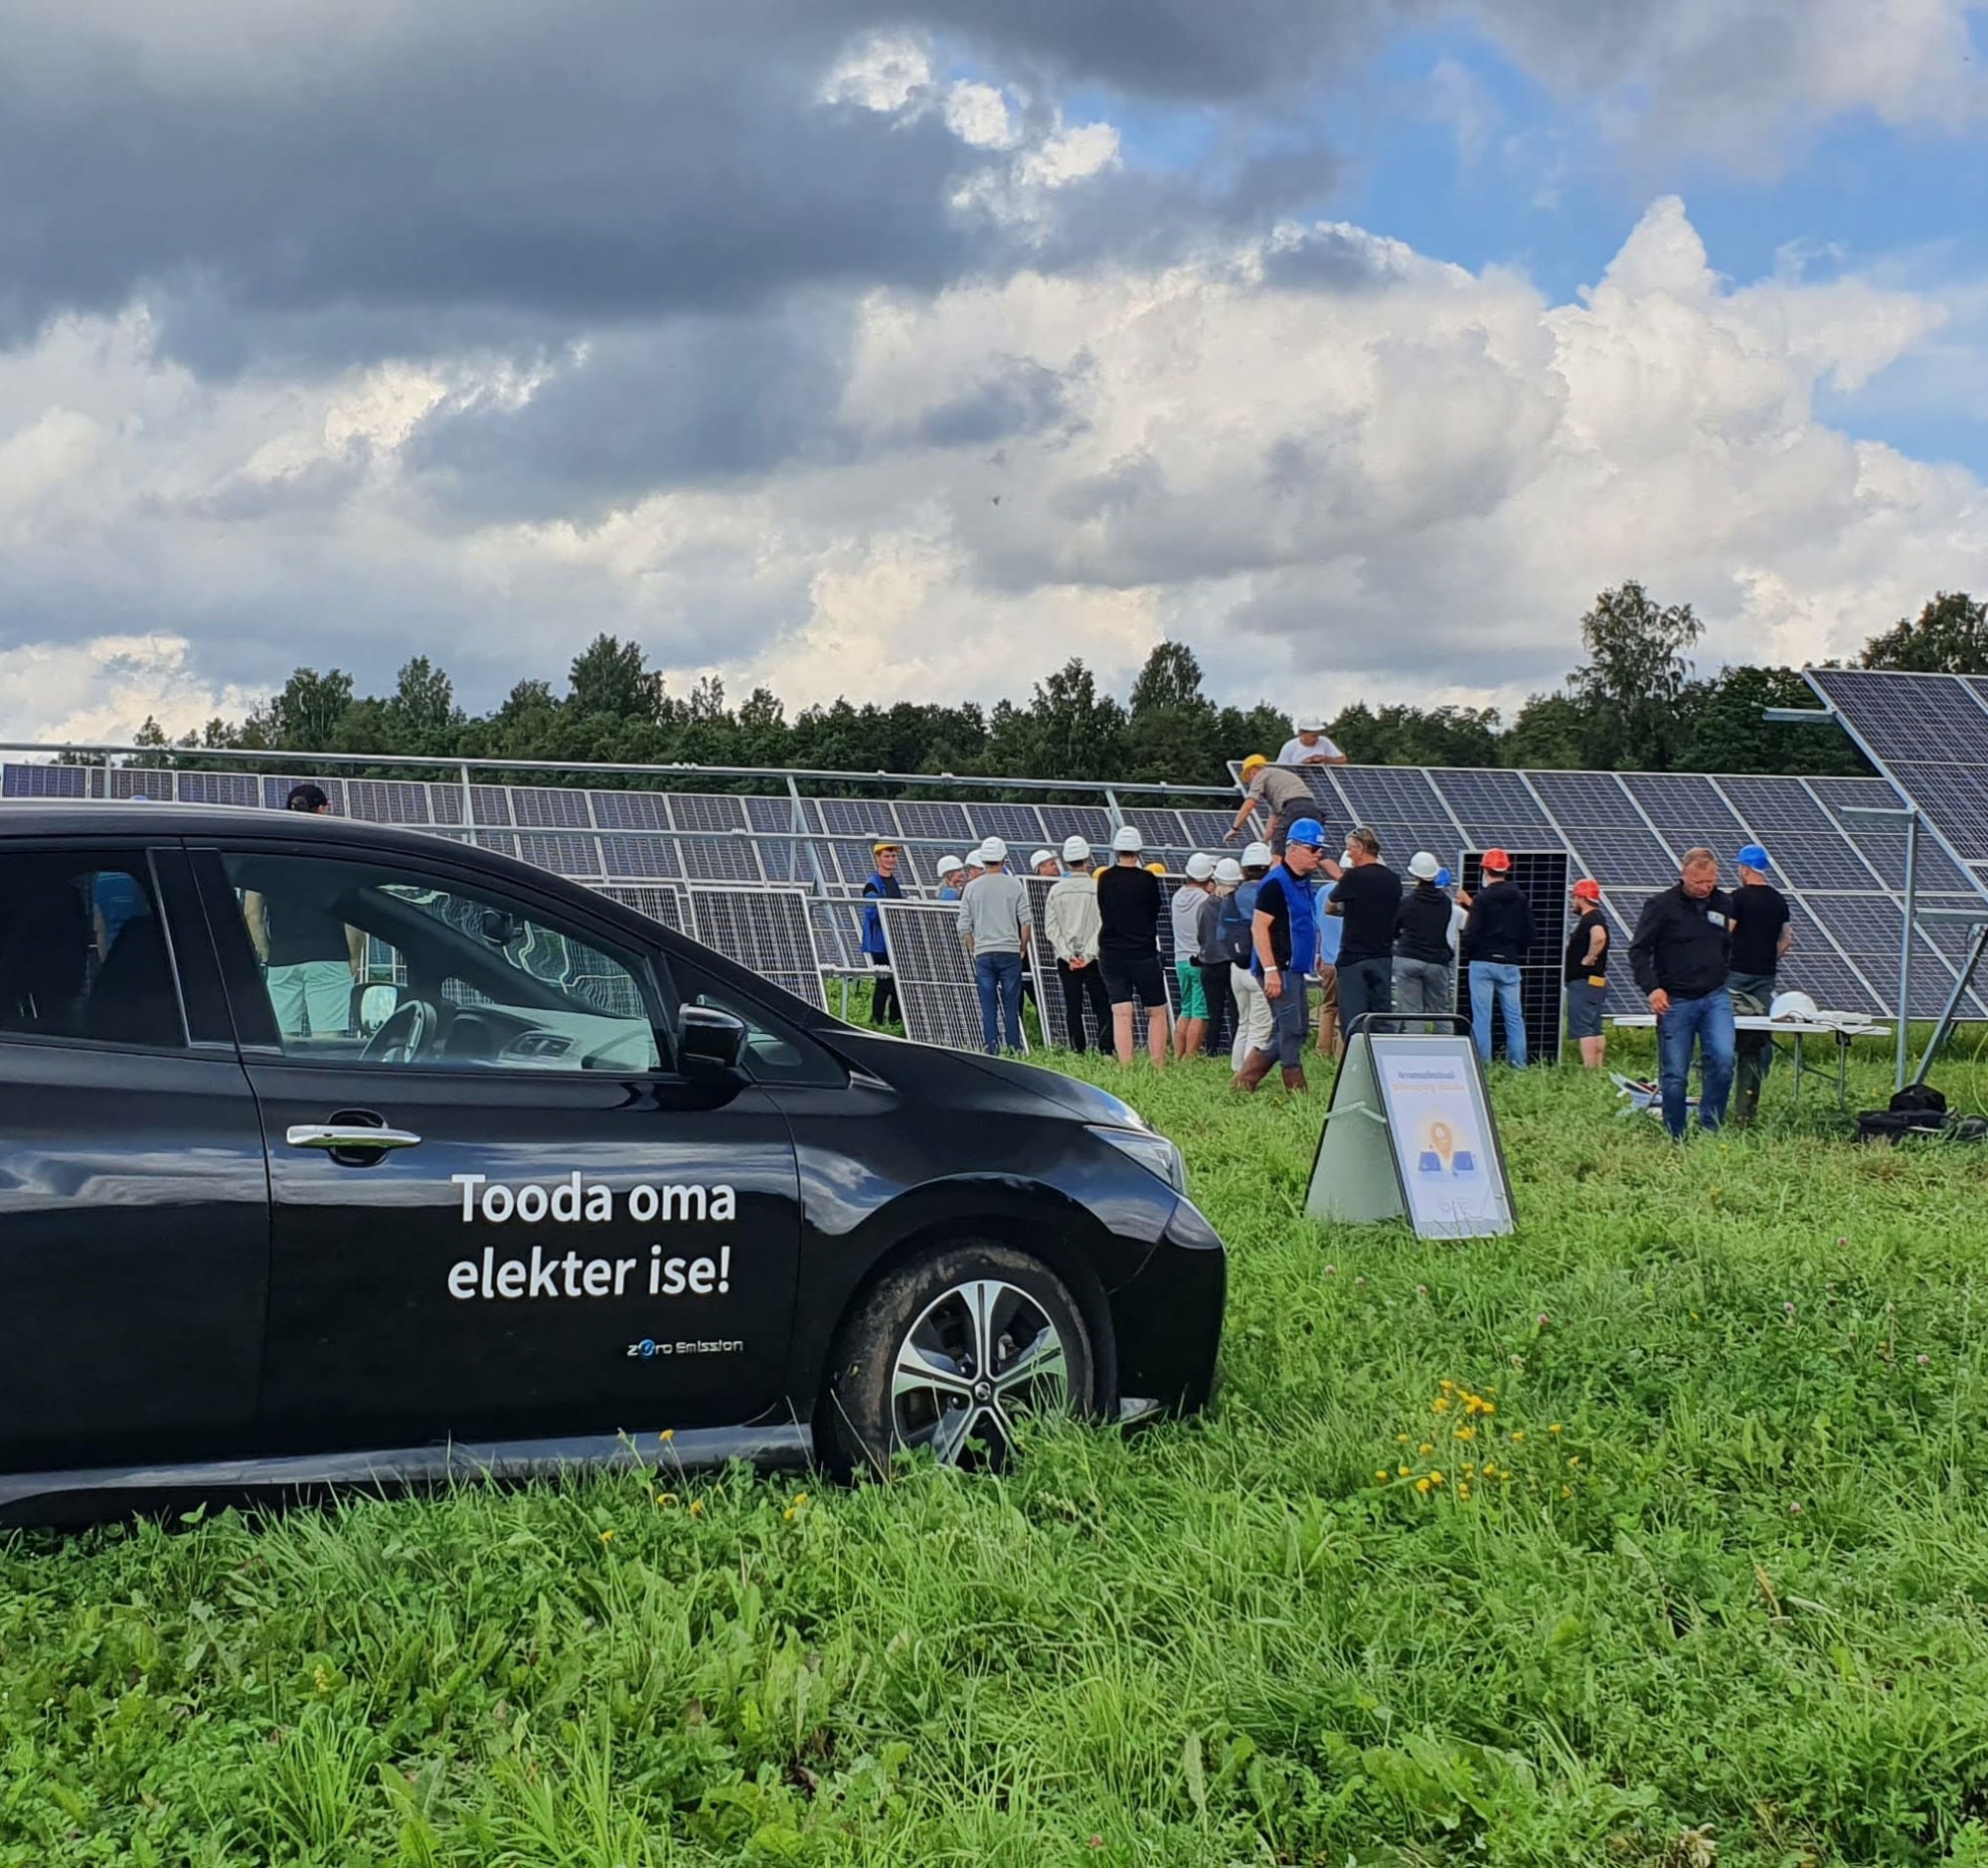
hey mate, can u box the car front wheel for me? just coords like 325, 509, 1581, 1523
820, 1243, 1097, 1475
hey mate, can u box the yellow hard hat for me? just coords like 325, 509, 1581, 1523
871, 840, 899, 855
1241, 754, 1267, 774
1146, 861, 1166, 876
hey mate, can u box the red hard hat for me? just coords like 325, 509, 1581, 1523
1572, 877, 1601, 902
1480, 848, 1511, 870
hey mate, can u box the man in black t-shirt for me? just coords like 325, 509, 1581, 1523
1324, 825, 1401, 1045
1095, 825, 1168, 1068
1728, 844, 1792, 1123
1562, 877, 1609, 1071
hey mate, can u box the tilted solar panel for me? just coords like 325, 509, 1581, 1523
745, 793, 813, 835
687, 886, 827, 1008
677, 835, 763, 884
591, 789, 668, 830
1810, 667, 1988, 768
1428, 769, 1556, 844
965, 803, 1049, 846
2, 764, 87, 798
1715, 777, 1879, 892
1038, 804, 1115, 847
597, 833, 683, 880
598, 882, 688, 934
895, 799, 974, 843
509, 786, 592, 829
668, 792, 748, 834
1620, 773, 1747, 853
1527, 770, 1644, 827
1559, 826, 1680, 890
1875, 764, 1988, 862
172, 770, 262, 808
1336, 766, 1460, 833
344, 780, 433, 825
818, 798, 900, 840
514, 832, 604, 879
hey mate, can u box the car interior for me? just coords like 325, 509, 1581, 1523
0, 852, 184, 1049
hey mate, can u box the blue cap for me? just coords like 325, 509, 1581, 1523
1284, 816, 1327, 850
1435, 867, 1452, 888
1737, 844, 1770, 873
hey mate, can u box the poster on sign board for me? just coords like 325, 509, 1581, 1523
1306, 1031, 1515, 1239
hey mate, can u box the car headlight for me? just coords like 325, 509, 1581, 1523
1087, 1124, 1187, 1194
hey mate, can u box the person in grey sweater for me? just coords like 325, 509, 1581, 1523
956, 837, 1033, 1055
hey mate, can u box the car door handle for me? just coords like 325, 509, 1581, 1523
285, 1124, 423, 1152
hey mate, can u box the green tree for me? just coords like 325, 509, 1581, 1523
1328, 703, 1502, 767
1125, 641, 1222, 784
1500, 693, 1588, 769
567, 634, 662, 723
386, 655, 461, 752
1860, 592, 1988, 673
1674, 665, 1870, 776
1569, 581, 1703, 769
255, 667, 355, 751
984, 659, 1127, 781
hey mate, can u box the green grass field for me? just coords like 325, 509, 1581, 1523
10, 1030, 1988, 1866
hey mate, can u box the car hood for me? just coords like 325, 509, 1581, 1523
825, 1027, 1151, 1130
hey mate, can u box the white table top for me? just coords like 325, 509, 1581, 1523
1610, 1014, 1891, 1037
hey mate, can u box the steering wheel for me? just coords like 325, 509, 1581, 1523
363, 998, 437, 1065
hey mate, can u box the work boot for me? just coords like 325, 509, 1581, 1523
1281, 1067, 1309, 1094
1231, 1049, 1275, 1094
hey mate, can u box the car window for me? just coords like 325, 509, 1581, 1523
667, 956, 843, 1086
0, 848, 185, 1050
222, 851, 662, 1073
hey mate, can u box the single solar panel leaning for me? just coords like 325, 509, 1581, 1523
686, 886, 828, 1009
1023, 876, 1076, 1049
877, 901, 1031, 1054
1459, 851, 1567, 1065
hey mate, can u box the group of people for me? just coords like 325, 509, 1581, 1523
857, 775, 1800, 1141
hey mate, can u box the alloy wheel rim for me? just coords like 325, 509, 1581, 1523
890, 1278, 1071, 1466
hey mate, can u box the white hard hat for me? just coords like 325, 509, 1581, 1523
1408, 851, 1440, 881
1241, 840, 1273, 868
935, 855, 963, 876
1030, 848, 1056, 870
1214, 856, 1244, 885
978, 836, 1008, 865
1111, 825, 1144, 853
1296, 716, 1326, 733
1185, 852, 1217, 882
1062, 834, 1091, 864
1770, 990, 1819, 1022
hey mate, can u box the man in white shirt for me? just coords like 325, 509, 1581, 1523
1044, 836, 1109, 1053
1276, 717, 1346, 765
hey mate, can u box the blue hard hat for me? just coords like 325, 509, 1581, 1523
1284, 816, 1327, 849
1435, 867, 1452, 888
1737, 843, 1770, 872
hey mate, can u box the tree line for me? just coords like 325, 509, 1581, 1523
128, 587, 1988, 791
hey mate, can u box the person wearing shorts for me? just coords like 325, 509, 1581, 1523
1095, 826, 1169, 1066
1169, 854, 1217, 1059
1563, 877, 1609, 1070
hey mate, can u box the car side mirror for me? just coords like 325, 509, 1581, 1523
677, 1002, 748, 1079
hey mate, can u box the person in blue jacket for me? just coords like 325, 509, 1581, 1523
860, 841, 905, 1027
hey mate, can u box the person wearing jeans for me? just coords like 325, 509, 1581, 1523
1655, 986, 1736, 1137
1462, 848, 1536, 1067
955, 838, 1033, 1056
1629, 847, 1737, 1140
1468, 963, 1527, 1068
973, 950, 1025, 1054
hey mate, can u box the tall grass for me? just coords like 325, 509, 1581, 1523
9, 1033, 1988, 1865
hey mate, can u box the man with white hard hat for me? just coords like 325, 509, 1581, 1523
1195, 856, 1245, 1059
1030, 848, 1060, 878
955, 837, 1033, 1057
1275, 716, 1346, 767
1224, 841, 1275, 1070
1169, 853, 1219, 1060
1095, 824, 1168, 1066
934, 854, 965, 901
1044, 835, 1110, 1053
1393, 853, 1454, 1031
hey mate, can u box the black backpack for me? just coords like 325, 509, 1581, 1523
1220, 888, 1254, 968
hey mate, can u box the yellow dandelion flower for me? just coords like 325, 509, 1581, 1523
1376, 1469, 1390, 1482
1439, 1379, 1456, 1392
688, 1499, 704, 1517
1457, 1484, 1471, 1500
1397, 1434, 1410, 1444
1510, 1431, 1526, 1443
782, 1507, 796, 1521
1429, 1469, 1444, 1485
1455, 1426, 1476, 1442
1549, 1423, 1563, 1436
1415, 1477, 1431, 1494
1561, 1484, 1573, 1498
1398, 1463, 1410, 1477
659, 1430, 675, 1443
599, 1529, 614, 1543
1463, 1464, 1475, 1477
655, 1492, 677, 1507
1432, 1398, 1451, 1414
1418, 1442, 1435, 1454
791, 1492, 809, 1507
1568, 1455, 1580, 1466
1481, 1463, 1498, 1478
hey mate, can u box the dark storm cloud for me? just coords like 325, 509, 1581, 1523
0, 0, 1391, 374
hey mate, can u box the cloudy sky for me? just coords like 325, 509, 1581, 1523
2, 0, 1986, 741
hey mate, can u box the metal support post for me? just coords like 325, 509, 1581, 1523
1913, 923, 1988, 1088
459, 762, 476, 849
1899, 808, 1918, 1094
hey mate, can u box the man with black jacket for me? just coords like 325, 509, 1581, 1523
1393, 852, 1454, 1029
1464, 849, 1537, 1067
1628, 847, 1735, 1139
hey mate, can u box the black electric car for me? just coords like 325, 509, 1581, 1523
0, 800, 1225, 1516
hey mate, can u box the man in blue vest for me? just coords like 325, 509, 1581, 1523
859, 841, 905, 1028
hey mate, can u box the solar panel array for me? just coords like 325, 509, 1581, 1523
12, 749, 1983, 1024
876, 901, 1033, 1055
